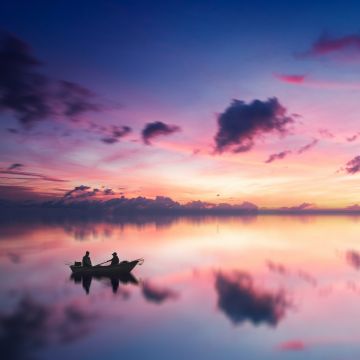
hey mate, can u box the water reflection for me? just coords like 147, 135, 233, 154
70, 272, 139, 294
2, 215, 360, 359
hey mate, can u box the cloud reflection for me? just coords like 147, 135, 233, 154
142, 281, 179, 304
0, 296, 97, 359
215, 271, 290, 327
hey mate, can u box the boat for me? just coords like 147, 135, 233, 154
69, 259, 143, 275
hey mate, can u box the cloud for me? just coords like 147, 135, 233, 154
103, 188, 115, 195
215, 271, 290, 327
277, 340, 307, 351
275, 73, 360, 90
279, 202, 315, 211
346, 204, 360, 211
346, 132, 360, 142
265, 150, 291, 163
214, 98, 294, 153
297, 139, 318, 154
101, 125, 131, 144
0, 32, 100, 127
0, 296, 97, 360
142, 121, 180, 145
301, 33, 360, 59
343, 156, 360, 174
0, 168, 67, 183
346, 250, 360, 270
297, 270, 317, 287
142, 281, 179, 304
7, 163, 24, 170
274, 74, 306, 84
318, 128, 334, 139
62, 185, 99, 200
266, 261, 287, 275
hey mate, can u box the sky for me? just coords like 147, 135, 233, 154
1, 0, 360, 208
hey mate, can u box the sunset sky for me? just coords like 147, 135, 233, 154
1, 0, 360, 208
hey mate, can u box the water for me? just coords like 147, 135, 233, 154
1, 215, 360, 359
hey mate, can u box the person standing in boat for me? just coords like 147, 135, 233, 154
82, 251, 92, 267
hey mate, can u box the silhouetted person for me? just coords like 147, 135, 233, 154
82, 251, 92, 267
110, 252, 120, 266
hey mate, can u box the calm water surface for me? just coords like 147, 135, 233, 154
1, 215, 360, 359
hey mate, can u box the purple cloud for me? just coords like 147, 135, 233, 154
344, 156, 360, 174
301, 33, 360, 58
101, 125, 131, 144
297, 139, 318, 154
346, 132, 360, 142
265, 150, 291, 163
214, 98, 294, 153
7, 163, 24, 171
0, 32, 100, 127
280, 202, 315, 211
142, 121, 180, 145
318, 128, 334, 139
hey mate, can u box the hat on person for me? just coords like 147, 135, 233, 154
112, 252, 117, 255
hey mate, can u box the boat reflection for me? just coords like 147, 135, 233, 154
70, 272, 139, 294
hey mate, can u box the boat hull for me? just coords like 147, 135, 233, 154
70, 260, 140, 275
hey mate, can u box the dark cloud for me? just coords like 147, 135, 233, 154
265, 150, 291, 163
56, 80, 99, 119
7, 128, 19, 134
6, 251, 21, 264
101, 125, 131, 144
214, 98, 294, 153
343, 156, 360, 174
142, 281, 179, 304
297, 139, 318, 154
0, 33, 51, 126
346, 250, 360, 270
301, 33, 360, 58
0, 32, 100, 127
215, 271, 290, 327
0, 168, 67, 183
103, 188, 115, 196
63, 185, 99, 200
7, 163, 24, 170
142, 121, 180, 145
0, 296, 96, 360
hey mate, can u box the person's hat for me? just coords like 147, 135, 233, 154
112, 252, 117, 255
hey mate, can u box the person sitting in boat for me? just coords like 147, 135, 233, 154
82, 251, 92, 267
110, 252, 120, 266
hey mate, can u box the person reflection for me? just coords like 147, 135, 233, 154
70, 272, 138, 294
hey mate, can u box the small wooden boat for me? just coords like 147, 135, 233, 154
70, 259, 143, 275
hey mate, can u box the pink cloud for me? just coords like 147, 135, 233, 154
278, 340, 307, 351
275, 73, 360, 90
274, 74, 306, 84
305, 34, 360, 57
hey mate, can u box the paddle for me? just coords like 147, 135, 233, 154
94, 259, 111, 267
